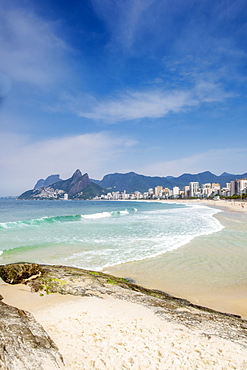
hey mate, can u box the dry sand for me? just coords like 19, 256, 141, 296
1, 279, 247, 370
164, 198, 247, 213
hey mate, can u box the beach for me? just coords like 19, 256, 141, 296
1, 264, 247, 370
1, 199, 247, 369
106, 199, 247, 318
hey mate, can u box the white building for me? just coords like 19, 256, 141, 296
154, 186, 163, 197
237, 179, 247, 195
172, 186, 180, 198
230, 179, 247, 196
183, 186, 190, 198
201, 183, 212, 197
189, 182, 199, 197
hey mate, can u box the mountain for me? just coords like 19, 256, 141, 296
92, 172, 171, 193
93, 171, 247, 193
34, 174, 61, 189
19, 169, 247, 199
18, 170, 106, 200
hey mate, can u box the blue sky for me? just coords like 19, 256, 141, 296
0, 0, 247, 195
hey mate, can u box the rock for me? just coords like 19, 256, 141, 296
34, 174, 61, 189
26, 264, 247, 348
0, 263, 43, 284
68, 172, 91, 197
0, 300, 64, 369
18, 169, 105, 200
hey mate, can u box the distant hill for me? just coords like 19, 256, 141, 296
18, 170, 106, 200
19, 169, 247, 199
92, 171, 247, 193
34, 174, 61, 189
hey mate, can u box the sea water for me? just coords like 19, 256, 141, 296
0, 199, 223, 270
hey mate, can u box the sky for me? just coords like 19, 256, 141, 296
0, 0, 247, 196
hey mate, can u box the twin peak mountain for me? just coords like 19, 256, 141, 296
18, 170, 106, 200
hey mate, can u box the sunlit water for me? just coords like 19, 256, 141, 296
1, 199, 247, 316
0, 199, 222, 270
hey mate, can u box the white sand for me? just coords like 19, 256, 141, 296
162, 198, 247, 213
1, 280, 247, 370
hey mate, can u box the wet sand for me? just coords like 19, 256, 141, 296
106, 201, 247, 318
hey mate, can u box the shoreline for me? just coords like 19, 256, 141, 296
117, 197, 247, 213
170, 198, 247, 212
106, 200, 247, 319
1, 200, 247, 368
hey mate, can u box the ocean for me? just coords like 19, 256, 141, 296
1, 198, 247, 317
0, 199, 222, 270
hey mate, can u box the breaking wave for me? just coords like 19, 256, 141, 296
0, 208, 137, 230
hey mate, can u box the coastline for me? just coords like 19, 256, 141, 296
106, 199, 247, 319
1, 200, 247, 368
162, 198, 247, 213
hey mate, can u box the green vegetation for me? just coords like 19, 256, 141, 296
107, 278, 118, 285
220, 194, 247, 200
106, 277, 129, 285
73, 182, 106, 200
88, 271, 101, 276
48, 278, 67, 285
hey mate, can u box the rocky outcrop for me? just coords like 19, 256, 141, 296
68, 171, 91, 197
0, 300, 64, 369
18, 169, 105, 200
19, 264, 246, 348
0, 263, 43, 284
34, 175, 61, 190
2, 262, 247, 349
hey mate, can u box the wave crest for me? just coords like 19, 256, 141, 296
0, 208, 137, 230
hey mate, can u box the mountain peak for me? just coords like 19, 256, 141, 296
220, 172, 232, 176
72, 169, 82, 179
34, 174, 61, 189
70, 169, 83, 185
19, 170, 104, 200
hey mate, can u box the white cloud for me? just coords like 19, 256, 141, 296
0, 132, 136, 196
0, 7, 70, 88
68, 81, 234, 122
138, 148, 247, 177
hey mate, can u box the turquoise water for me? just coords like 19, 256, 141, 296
0, 199, 222, 270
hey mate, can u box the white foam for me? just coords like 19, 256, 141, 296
118, 210, 129, 215
82, 212, 112, 219
81, 208, 135, 219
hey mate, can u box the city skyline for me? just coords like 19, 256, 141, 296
0, 0, 247, 196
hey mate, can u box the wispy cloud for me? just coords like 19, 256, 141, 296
138, 148, 247, 177
0, 7, 70, 88
0, 132, 136, 196
65, 81, 234, 122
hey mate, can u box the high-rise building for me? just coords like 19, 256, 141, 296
172, 186, 180, 198
189, 182, 199, 197
154, 186, 163, 197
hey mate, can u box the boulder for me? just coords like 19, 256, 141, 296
0, 263, 43, 284
0, 300, 64, 369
